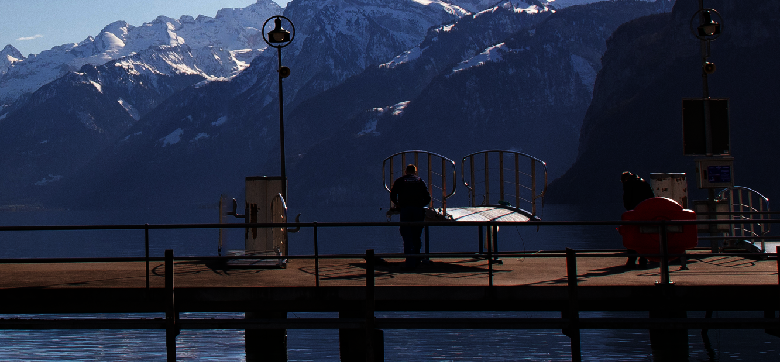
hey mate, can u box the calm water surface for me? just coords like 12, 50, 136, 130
1, 204, 779, 361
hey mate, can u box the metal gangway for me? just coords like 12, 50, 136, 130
461, 150, 548, 220
382, 150, 548, 223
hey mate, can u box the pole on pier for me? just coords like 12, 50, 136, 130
565, 248, 582, 362
365, 249, 377, 362
339, 250, 383, 361
165, 249, 179, 362
314, 222, 320, 287
145, 224, 150, 290
767, 247, 780, 337
245, 311, 287, 362
649, 223, 688, 356
657, 221, 672, 285
478, 225, 484, 254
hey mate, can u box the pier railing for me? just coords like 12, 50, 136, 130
1, 216, 779, 287
1, 217, 780, 361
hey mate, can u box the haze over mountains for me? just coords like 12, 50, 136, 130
12, 0, 775, 215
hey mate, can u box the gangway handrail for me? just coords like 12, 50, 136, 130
383, 150, 457, 214
271, 193, 289, 261
461, 150, 548, 216
716, 186, 771, 251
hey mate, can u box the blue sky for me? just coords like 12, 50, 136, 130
1, 0, 289, 57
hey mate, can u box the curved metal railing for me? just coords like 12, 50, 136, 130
271, 193, 288, 263
716, 186, 771, 251
383, 150, 457, 214
461, 150, 548, 217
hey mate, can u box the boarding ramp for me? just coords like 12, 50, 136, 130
383, 150, 547, 223
461, 150, 548, 220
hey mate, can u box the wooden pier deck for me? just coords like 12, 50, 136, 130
0, 250, 778, 315
0, 250, 775, 290
1, 249, 778, 362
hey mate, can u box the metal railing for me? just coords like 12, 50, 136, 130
1, 217, 780, 362
1, 217, 779, 288
716, 186, 771, 251
271, 193, 288, 262
462, 150, 548, 217
383, 150, 457, 214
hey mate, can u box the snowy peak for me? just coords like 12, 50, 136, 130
2, 44, 24, 60
0, 0, 282, 104
1, 44, 25, 75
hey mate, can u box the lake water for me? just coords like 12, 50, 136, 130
1, 204, 779, 361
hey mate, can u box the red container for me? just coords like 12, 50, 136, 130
619, 197, 698, 261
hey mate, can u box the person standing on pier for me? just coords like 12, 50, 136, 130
390, 164, 432, 269
621, 171, 655, 267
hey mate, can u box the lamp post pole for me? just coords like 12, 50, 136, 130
691, 3, 723, 251
277, 45, 287, 201
263, 16, 295, 202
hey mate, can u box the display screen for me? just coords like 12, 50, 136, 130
707, 165, 731, 183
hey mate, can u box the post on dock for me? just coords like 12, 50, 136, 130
478, 224, 484, 254
245, 311, 288, 362
564, 248, 582, 362
145, 224, 150, 290
339, 250, 384, 361
766, 246, 780, 337
165, 249, 179, 362
648, 223, 688, 357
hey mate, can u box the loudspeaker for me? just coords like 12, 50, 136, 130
279, 66, 291, 78
703, 62, 716, 74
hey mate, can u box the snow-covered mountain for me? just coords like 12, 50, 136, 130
36, 0, 667, 209
0, 0, 674, 209
0, 45, 25, 75
0, 0, 282, 106
0, 0, 479, 206
288, 0, 666, 207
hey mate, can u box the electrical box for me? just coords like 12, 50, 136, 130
649, 173, 688, 209
245, 176, 286, 252
695, 158, 734, 189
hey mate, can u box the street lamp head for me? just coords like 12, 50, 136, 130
697, 10, 721, 37
268, 18, 291, 43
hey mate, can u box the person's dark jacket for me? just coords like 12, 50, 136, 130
390, 174, 432, 208
623, 177, 655, 211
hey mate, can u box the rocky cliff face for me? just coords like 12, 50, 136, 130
547, 0, 780, 206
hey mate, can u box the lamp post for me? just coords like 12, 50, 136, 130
689, 3, 724, 252
263, 15, 295, 202
690, 4, 723, 155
